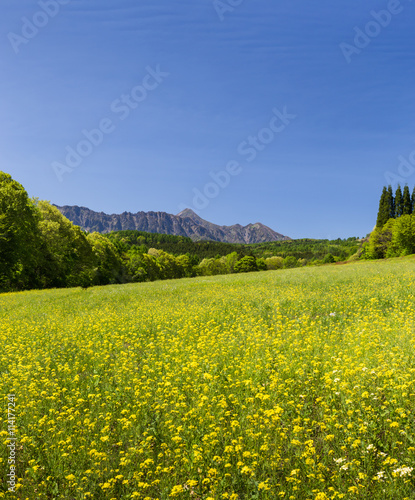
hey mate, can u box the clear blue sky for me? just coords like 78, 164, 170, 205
1, 0, 415, 239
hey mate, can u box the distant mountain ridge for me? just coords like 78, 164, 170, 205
55, 205, 290, 244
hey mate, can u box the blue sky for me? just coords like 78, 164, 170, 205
1, 0, 415, 239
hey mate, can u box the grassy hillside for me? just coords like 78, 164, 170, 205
1, 259, 415, 499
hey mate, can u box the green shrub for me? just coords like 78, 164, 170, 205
234, 256, 258, 273
323, 253, 335, 264
283, 256, 298, 269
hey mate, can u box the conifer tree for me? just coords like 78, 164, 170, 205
412, 186, 415, 214
402, 185, 412, 215
395, 185, 403, 218
376, 186, 389, 227
387, 185, 395, 219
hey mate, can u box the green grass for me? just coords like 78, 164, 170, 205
1, 257, 415, 499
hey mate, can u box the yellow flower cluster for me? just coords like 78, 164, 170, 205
1, 258, 415, 499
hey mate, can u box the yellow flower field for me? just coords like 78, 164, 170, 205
1, 258, 415, 499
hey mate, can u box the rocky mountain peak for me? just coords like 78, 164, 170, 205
55, 205, 290, 244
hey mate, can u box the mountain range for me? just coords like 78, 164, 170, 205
55, 206, 290, 244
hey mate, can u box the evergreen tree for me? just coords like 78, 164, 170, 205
402, 185, 412, 215
412, 186, 415, 214
387, 185, 395, 219
376, 186, 389, 227
395, 185, 403, 218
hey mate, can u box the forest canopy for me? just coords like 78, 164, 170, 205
0, 171, 360, 293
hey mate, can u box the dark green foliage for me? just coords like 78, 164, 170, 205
256, 258, 267, 271
0, 172, 122, 291
0, 172, 41, 291
106, 230, 243, 260
395, 185, 403, 218
0, 171, 363, 293
402, 185, 412, 215
361, 184, 415, 259
176, 254, 196, 278
224, 252, 239, 273
106, 231, 359, 265
35, 201, 96, 288
376, 186, 391, 227
323, 253, 335, 264
87, 232, 125, 285
375, 184, 415, 228
366, 214, 415, 259
234, 256, 258, 273
149, 249, 184, 280
387, 185, 395, 219
366, 219, 395, 259
248, 238, 359, 262
283, 256, 298, 268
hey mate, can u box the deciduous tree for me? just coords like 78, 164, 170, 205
0, 172, 40, 290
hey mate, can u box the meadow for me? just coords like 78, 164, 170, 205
1, 258, 415, 499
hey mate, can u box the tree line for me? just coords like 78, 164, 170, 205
364, 184, 415, 259
106, 230, 247, 260
0, 171, 361, 293
376, 184, 415, 227
0, 172, 125, 291
107, 231, 360, 265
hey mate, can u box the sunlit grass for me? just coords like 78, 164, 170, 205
1, 257, 415, 499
